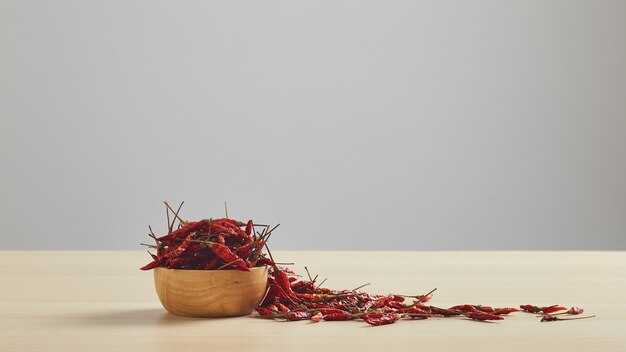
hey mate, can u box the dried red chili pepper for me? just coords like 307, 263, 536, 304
255, 307, 273, 317
541, 306, 567, 314
467, 312, 504, 321
567, 306, 584, 315
364, 313, 399, 326
318, 308, 346, 315
256, 257, 275, 267
449, 304, 480, 313
207, 242, 249, 271
212, 218, 246, 227
275, 303, 289, 312
234, 242, 253, 258
197, 256, 220, 270
140, 258, 163, 270
428, 306, 462, 316
217, 221, 249, 242
383, 300, 403, 309
520, 304, 541, 313
274, 269, 296, 297
323, 311, 350, 321
492, 308, 519, 315
245, 220, 253, 236
474, 305, 495, 313
287, 311, 311, 321
310, 312, 323, 322
418, 293, 433, 302
541, 315, 558, 322
164, 233, 195, 259
158, 219, 208, 243
291, 280, 315, 293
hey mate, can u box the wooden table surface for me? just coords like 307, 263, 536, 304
1, 251, 625, 351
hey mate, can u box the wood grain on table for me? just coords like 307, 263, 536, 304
1, 251, 625, 351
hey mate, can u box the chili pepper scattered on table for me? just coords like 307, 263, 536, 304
520, 304, 568, 314
141, 202, 595, 326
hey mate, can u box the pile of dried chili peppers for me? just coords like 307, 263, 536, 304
140, 202, 276, 271
141, 203, 595, 326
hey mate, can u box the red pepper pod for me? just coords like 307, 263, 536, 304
407, 307, 431, 315
245, 220, 253, 236
541, 315, 559, 322
310, 312, 323, 322
197, 256, 220, 270
390, 295, 405, 302
319, 308, 346, 315
323, 311, 350, 321
287, 311, 311, 321
208, 242, 249, 271
291, 280, 315, 293
474, 305, 495, 313
567, 306, 584, 315
520, 304, 541, 313
363, 313, 399, 326
255, 307, 273, 317
274, 270, 296, 296
417, 293, 433, 302
140, 259, 162, 270
492, 308, 519, 315
275, 303, 290, 312
386, 301, 404, 309
164, 233, 195, 259
541, 306, 567, 314
218, 221, 249, 241
256, 257, 275, 267
429, 306, 462, 317
467, 312, 504, 321
296, 293, 322, 302
170, 220, 207, 239
212, 218, 246, 227
449, 304, 479, 313
234, 243, 252, 258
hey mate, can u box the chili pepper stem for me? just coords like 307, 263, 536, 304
165, 202, 171, 234
353, 282, 371, 291
394, 288, 437, 302
164, 201, 187, 224
276, 284, 303, 306
315, 278, 328, 290
216, 260, 237, 270
169, 201, 185, 233
305, 267, 313, 282
264, 243, 276, 264
418, 287, 437, 303
554, 315, 596, 321
224, 201, 228, 218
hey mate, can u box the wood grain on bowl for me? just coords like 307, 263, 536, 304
154, 266, 268, 317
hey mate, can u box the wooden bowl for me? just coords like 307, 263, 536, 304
153, 266, 268, 318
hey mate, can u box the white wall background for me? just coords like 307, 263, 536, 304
1, 0, 625, 250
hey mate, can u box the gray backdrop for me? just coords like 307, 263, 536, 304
1, 0, 625, 250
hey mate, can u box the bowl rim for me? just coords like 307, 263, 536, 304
153, 265, 268, 273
